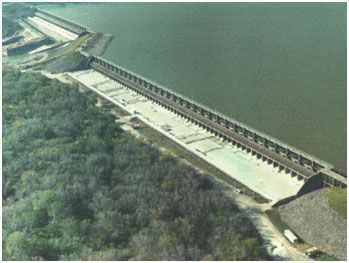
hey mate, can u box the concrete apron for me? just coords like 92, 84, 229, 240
68, 70, 305, 202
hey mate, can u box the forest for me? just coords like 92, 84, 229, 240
2, 16, 23, 39
2, 2, 36, 38
2, 66, 270, 260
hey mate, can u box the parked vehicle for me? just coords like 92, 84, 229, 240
305, 247, 320, 258
234, 188, 243, 194
283, 229, 299, 244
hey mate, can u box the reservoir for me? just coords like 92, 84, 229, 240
42, 2, 347, 173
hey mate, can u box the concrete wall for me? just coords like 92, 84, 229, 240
5, 37, 53, 56
35, 9, 88, 35
86, 55, 346, 189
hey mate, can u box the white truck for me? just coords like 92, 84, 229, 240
283, 229, 299, 244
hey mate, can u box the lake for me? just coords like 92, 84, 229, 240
42, 2, 347, 173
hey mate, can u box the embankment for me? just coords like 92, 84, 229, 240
34, 12, 113, 57
277, 188, 347, 260
82, 32, 114, 56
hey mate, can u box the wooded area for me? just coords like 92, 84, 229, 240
2, 67, 269, 260
2, 3, 36, 38
2, 16, 23, 38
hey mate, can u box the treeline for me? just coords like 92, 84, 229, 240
2, 2, 36, 18
2, 17, 23, 39
2, 2, 36, 38
2, 67, 270, 260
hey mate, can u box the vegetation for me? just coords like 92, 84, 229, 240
328, 187, 347, 219
2, 2, 36, 18
2, 2, 36, 38
2, 66, 270, 261
66, 33, 90, 53
315, 253, 340, 261
39, 34, 90, 73
265, 209, 290, 234
139, 122, 269, 203
266, 209, 344, 260
2, 17, 23, 38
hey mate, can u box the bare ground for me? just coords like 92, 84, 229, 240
277, 188, 347, 260
83, 32, 113, 56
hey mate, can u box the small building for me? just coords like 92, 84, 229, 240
283, 229, 299, 244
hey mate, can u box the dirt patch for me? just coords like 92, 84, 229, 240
83, 32, 113, 56
277, 188, 347, 260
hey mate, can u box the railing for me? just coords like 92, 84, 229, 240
89, 56, 337, 166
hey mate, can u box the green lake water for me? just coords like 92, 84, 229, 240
42, 2, 347, 173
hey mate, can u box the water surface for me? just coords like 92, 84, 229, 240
43, 3, 347, 173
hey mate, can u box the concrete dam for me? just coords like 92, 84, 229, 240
35, 9, 89, 35
87, 57, 346, 189
33, 9, 347, 199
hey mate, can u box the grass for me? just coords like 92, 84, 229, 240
328, 187, 347, 219
138, 121, 269, 203
265, 210, 343, 261
265, 209, 290, 234
66, 33, 89, 53
39, 33, 90, 67
61, 51, 84, 61
315, 253, 340, 261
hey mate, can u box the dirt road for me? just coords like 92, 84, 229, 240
215, 180, 311, 261
39, 71, 71, 84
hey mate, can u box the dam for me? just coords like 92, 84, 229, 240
86, 56, 346, 190
35, 9, 89, 35
44, 2, 347, 173
24, 8, 347, 201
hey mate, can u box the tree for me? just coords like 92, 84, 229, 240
2, 67, 269, 260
